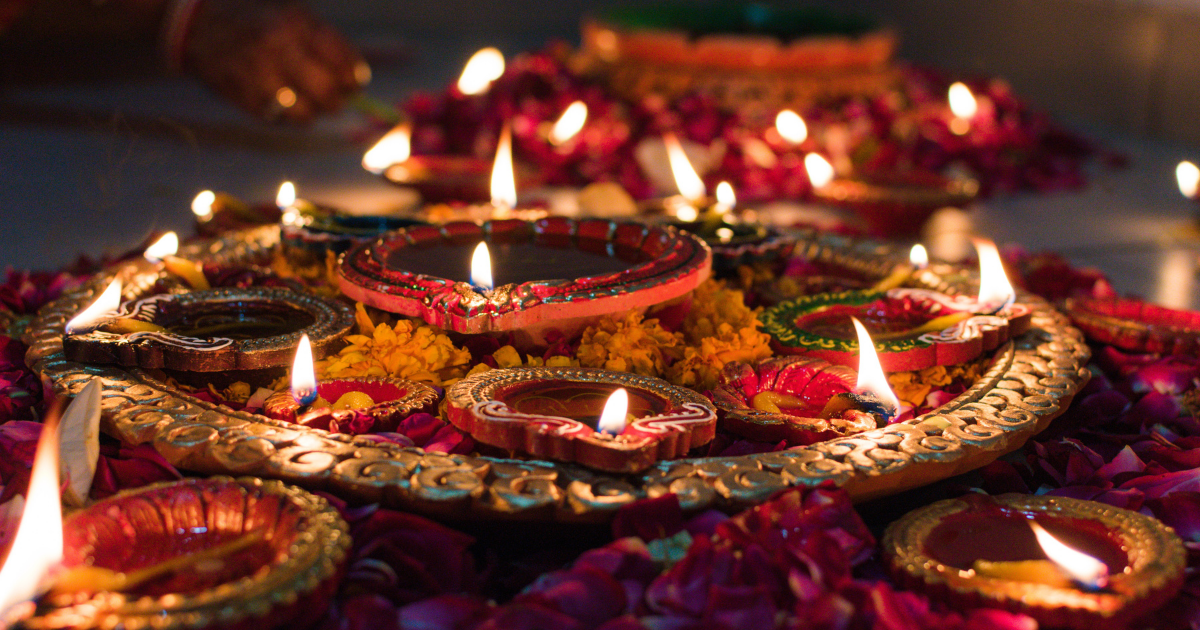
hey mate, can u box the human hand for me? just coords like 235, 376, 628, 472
178, 0, 367, 123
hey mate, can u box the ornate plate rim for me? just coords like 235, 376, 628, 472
25, 225, 1092, 522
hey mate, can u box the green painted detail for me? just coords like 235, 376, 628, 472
761, 289, 930, 354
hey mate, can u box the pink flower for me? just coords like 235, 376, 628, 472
518, 565, 627, 628
397, 594, 493, 630
348, 509, 479, 604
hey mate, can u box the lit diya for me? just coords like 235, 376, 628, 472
446, 367, 716, 473
338, 217, 711, 343
61, 283, 354, 372
1065, 295, 1200, 355
191, 187, 282, 239
882, 493, 1185, 630
263, 334, 440, 434
805, 153, 978, 236
278, 179, 426, 266
762, 239, 1031, 371
713, 318, 900, 444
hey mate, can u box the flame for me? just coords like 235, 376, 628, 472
471, 242, 493, 291
1177, 161, 1199, 199
457, 47, 505, 96
663, 133, 706, 201
363, 124, 411, 174
276, 181, 296, 210
191, 190, 215, 220
143, 232, 179, 262
775, 109, 808, 144
597, 388, 628, 435
550, 101, 588, 145
851, 317, 901, 411
491, 124, 517, 210
64, 278, 122, 335
973, 238, 1015, 310
804, 153, 835, 189
1029, 521, 1108, 589
949, 82, 978, 119
0, 400, 64, 618
715, 181, 736, 212
291, 334, 318, 406
910, 244, 929, 269
675, 204, 699, 222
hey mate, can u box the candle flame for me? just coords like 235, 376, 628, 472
143, 231, 179, 262
851, 317, 900, 412
804, 153, 835, 189
0, 399, 64, 619
550, 101, 588, 145
949, 82, 978, 119
1177, 160, 1199, 199
715, 181, 736, 212
910, 244, 929, 269
471, 242, 493, 291
664, 133, 706, 201
775, 109, 808, 144
491, 124, 517, 210
276, 181, 296, 210
363, 124, 411, 174
457, 47, 505, 96
191, 190, 215, 219
597, 388, 628, 435
64, 278, 121, 335
1029, 521, 1108, 589
973, 238, 1015, 310
291, 334, 318, 406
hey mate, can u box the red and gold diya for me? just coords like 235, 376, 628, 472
1066, 296, 1200, 355
62, 287, 355, 372
446, 367, 716, 473
882, 493, 1185, 630
338, 217, 711, 343
263, 376, 439, 434
23, 477, 349, 630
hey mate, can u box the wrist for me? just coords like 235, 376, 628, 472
159, 0, 204, 72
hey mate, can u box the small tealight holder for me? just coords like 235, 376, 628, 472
22, 477, 349, 630
812, 169, 978, 237
446, 367, 717, 473
62, 287, 355, 372
761, 288, 1032, 372
263, 376, 440, 434
882, 493, 1185, 630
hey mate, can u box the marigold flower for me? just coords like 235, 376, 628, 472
680, 280, 761, 345
577, 311, 681, 378
667, 323, 772, 391
317, 314, 471, 386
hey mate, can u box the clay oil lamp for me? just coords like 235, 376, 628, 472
804, 152, 979, 237
0, 390, 350, 630
761, 238, 1031, 371
1065, 295, 1200, 355
143, 231, 210, 290
338, 212, 710, 345
191, 189, 282, 238
712, 317, 900, 444
883, 493, 1186, 630
264, 334, 439, 434
446, 367, 716, 473
61, 282, 354, 372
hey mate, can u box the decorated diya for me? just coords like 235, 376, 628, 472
280, 204, 425, 265
1065, 296, 1200, 355
338, 217, 711, 342
20, 477, 350, 630
446, 367, 716, 473
762, 287, 1032, 371
62, 287, 355, 372
882, 493, 1185, 630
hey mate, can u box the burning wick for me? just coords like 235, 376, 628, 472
192, 190, 215, 222
714, 181, 736, 214
664, 132, 706, 203
491, 123, 517, 212
471, 242, 494, 293
597, 388, 629, 436
850, 317, 900, 419
910, 244, 929, 269
291, 334, 318, 406
948, 82, 977, 136
804, 153, 835, 190
1177, 160, 1199, 199
64, 279, 122, 335
144, 232, 210, 290
1030, 521, 1109, 590
775, 109, 808, 145
363, 124, 412, 174
457, 47, 505, 96
973, 238, 1015, 314
549, 101, 587, 146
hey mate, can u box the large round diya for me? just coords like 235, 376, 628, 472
338, 217, 711, 341
446, 367, 716, 474
1065, 296, 1200, 355
26, 226, 1091, 522
882, 494, 1185, 630
61, 287, 355, 372
762, 287, 1032, 372
380, 155, 541, 203
263, 376, 440, 434
22, 476, 349, 630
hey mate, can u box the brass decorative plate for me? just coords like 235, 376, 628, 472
25, 225, 1091, 522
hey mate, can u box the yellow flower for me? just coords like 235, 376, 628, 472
577, 311, 681, 378
316, 314, 471, 386
888, 372, 932, 408
680, 280, 761, 345
667, 322, 772, 392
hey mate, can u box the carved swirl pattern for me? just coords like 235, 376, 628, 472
25, 226, 1092, 521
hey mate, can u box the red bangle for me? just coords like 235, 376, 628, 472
160, 0, 205, 72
